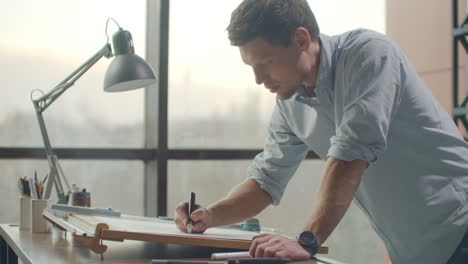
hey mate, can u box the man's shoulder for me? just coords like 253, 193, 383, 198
337, 28, 388, 43
331, 29, 399, 60
339, 29, 394, 49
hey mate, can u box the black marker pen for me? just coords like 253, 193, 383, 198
187, 192, 195, 233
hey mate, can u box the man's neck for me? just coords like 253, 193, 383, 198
302, 40, 321, 88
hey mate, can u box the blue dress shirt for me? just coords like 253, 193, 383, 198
247, 29, 468, 264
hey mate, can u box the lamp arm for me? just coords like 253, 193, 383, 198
32, 43, 112, 203
35, 43, 112, 113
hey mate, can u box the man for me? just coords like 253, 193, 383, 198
174, 1, 468, 263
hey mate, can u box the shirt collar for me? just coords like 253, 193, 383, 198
296, 33, 335, 98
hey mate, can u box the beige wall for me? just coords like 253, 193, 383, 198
386, 0, 466, 118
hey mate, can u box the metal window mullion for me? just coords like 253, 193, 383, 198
145, 0, 170, 217
156, 0, 170, 217
454, 0, 460, 115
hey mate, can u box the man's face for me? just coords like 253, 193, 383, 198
240, 37, 305, 100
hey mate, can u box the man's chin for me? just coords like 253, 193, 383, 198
276, 90, 296, 100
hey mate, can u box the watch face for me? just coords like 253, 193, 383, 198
299, 231, 318, 253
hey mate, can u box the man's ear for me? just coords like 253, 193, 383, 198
294, 27, 311, 51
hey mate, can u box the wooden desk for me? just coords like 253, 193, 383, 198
0, 224, 344, 264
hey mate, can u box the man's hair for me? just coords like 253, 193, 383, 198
227, 0, 320, 47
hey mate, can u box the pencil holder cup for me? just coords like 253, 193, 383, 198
30, 199, 50, 233
19, 196, 31, 230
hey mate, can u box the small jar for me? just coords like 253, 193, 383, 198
71, 189, 91, 207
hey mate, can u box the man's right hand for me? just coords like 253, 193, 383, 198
174, 179, 272, 234
174, 201, 212, 233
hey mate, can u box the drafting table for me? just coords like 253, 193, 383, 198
42, 207, 328, 255
0, 224, 343, 264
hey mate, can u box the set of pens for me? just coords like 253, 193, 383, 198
18, 171, 48, 199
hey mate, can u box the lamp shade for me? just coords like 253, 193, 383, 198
104, 54, 157, 92
104, 28, 157, 92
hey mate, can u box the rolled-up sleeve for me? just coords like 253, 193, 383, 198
247, 101, 309, 205
328, 39, 402, 163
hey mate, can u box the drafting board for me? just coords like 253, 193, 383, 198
43, 208, 328, 255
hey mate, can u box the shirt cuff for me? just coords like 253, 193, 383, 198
247, 165, 284, 206
328, 136, 378, 163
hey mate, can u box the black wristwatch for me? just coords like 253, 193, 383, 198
297, 231, 319, 257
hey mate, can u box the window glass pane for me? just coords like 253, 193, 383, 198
1, 0, 146, 147
1, 160, 144, 224
168, 160, 383, 264
168, 0, 386, 148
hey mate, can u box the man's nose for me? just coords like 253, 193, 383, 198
253, 68, 264, 85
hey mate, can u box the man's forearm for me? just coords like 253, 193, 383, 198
206, 179, 272, 228
303, 157, 367, 245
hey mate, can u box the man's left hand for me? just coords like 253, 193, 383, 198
249, 233, 312, 259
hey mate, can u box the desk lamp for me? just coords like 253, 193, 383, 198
30, 18, 157, 204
